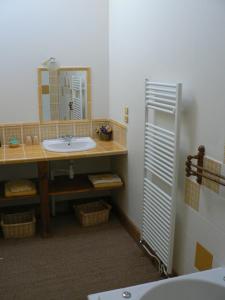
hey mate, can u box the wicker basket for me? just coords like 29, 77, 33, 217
98, 132, 112, 141
1, 210, 36, 239
74, 200, 112, 227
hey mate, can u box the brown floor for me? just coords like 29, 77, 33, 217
0, 214, 160, 300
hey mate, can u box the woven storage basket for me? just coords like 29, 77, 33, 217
74, 200, 111, 227
98, 132, 112, 141
1, 210, 36, 239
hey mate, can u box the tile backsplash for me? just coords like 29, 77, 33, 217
23, 125, 40, 143
58, 123, 74, 137
4, 126, 23, 145
0, 119, 127, 146
0, 127, 4, 146
75, 121, 91, 137
40, 124, 58, 141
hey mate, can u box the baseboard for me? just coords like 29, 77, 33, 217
112, 203, 140, 243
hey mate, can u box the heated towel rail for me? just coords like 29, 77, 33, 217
141, 79, 182, 275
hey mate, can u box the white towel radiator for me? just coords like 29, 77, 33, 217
72, 76, 83, 119
141, 79, 182, 274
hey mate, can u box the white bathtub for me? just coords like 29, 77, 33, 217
88, 268, 225, 300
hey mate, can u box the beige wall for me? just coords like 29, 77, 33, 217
0, 0, 109, 123
109, 0, 225, 274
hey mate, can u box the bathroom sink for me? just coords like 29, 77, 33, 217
42, 137, 96, 153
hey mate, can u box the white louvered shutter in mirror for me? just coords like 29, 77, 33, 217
72, 76, 83, 119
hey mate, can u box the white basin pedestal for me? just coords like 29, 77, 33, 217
42, 137, 96, 153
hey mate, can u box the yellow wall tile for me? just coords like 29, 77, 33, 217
5, 126, 22, 145
109, 120, 127, 146
0, 127, 4, 145
41, 85, 49, 94
23, 125, 40, 143
195, 242, 213, 271
0, 147, 4, 161
74, 122, 91, 137
58, 124, 73, 137
184, 178, 200, 211
202, 157, 221, 193
40, 125, 57, 141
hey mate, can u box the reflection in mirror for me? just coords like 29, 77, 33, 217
38, 67, 91, 122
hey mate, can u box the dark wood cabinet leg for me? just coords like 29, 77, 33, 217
37, 161, 50, 237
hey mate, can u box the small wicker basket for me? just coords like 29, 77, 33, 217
74, 200, 111, 227
98, 132, 112, 141
1, 210, 36, 239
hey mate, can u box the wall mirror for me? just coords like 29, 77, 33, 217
38, 66, 91, 122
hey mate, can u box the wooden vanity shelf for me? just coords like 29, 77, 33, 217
0, 180, 39, 203
48, 174, 123, 196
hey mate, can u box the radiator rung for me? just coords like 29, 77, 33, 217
146, 104, 175, 114
145, 150, 173, 168
143, 218, 169, 246
145, 80, 177, 88
145, 161, 173, 186
143, 225, 169, 257
145, 153, 174, 174
143, 203, 170, 232
145, 178, 171, 200
146, 125, 175, 142
145, 142, 174, 162
144, 188, 171, 211
143, 229, 168, 265
146, 130, 175, 147
146, 123, 175, 136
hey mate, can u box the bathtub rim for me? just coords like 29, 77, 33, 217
88, 267, 225, 300
140, 277, 225, 300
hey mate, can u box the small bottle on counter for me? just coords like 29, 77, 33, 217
33, 136, 39, 145
25, 136, 32, 145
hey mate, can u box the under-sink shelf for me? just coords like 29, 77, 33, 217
0, 174, 123, 201
48, 174, 123, 196
0, 179, 39, 203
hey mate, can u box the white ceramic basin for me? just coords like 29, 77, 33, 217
42, 137, 96, 153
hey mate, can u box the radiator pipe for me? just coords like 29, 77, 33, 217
140, 239, 169, 277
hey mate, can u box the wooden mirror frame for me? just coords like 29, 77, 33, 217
38, 66, 92, 123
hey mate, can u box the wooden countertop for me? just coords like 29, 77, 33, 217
0, 140, 127, 165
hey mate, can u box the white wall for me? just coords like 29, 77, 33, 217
109, 0, 225, 274
2, 0, 225, 275
0, 0, 109, 123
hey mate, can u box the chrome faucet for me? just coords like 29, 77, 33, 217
62, 135, 73, 145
